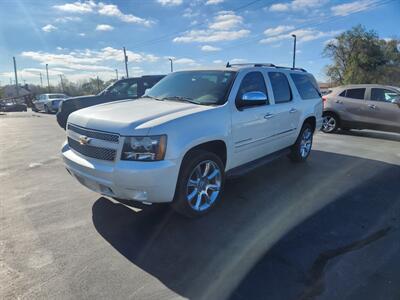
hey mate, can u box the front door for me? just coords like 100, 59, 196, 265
230, 71, 276, 168
337, 88, 367, 124
364, 87, 400, 132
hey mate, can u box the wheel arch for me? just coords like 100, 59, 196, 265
182, 140, 227, 168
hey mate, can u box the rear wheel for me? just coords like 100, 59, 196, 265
172, 150, 225, 217
322, 112, 339, 133
289, 123, 314, 163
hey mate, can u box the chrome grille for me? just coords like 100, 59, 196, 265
67, 124, 119, 143
68, 137, 116, 161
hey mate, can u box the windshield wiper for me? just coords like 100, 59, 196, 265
142, 95, 163, 101
161, 96, 200, 105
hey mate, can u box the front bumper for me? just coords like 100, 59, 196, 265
62, 142, 180, 203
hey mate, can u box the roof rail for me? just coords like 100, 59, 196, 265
225, 61, 307, 72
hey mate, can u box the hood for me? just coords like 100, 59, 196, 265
67, 98, 213, 135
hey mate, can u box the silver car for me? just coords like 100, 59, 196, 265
322, 84, 400, 133
33, 93, 68, 113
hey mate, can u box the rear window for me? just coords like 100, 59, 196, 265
268, 72, 292, 103
290, 73, 320, 100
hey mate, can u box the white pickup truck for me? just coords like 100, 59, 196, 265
62, 63, 323, 217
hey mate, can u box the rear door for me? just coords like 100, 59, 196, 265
337, 88, 367, 124
267, 71, 301, 148
364, 87, 400, 131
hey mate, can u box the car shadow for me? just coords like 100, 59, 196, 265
92, 150, 400, 300
337, 129, 400, 142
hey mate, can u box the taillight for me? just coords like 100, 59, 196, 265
322, 96, 327, 108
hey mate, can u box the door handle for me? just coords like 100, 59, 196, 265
289, 108, 297, 113
335, 100, 343, 104
264, 113, 275, 119
368, 104, 377, 109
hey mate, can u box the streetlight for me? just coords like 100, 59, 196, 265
291, 34, 297, 69
168, 58, 173, 73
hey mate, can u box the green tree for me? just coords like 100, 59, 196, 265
324, 25, 400, 86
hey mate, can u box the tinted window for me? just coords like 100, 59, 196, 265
339, 90, 346, 97
236, 72, 268, 103
345, 88, 365, 100
370, 88, 399, 102
268, 72, 292, 103
290, 73, 320, 99
108, 80, 138, 98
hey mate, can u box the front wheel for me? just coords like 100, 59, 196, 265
172, 150, 225, 217
289, 123, 314, 163
322, 113, 339, 133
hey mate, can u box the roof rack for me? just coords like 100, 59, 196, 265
225, 62, 307, 72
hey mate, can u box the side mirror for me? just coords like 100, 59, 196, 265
239, 91, 267, 107
392, 97, 400, 105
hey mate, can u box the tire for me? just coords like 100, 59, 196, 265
171, 150, 225, 217
322, 112, 339, 133
289, 123, 314, 163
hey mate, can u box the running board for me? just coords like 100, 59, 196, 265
226, 147, 291, 179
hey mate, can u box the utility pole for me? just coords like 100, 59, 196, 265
46, 64, 50, 93
291, 34, 297, 69
115, 69, 119, 80
13, 57, 19, 96
39, 72, 43, 87
96, 76, 100, 93
59, 74, 64, 92
123, 47, 129, 78
168, 58, 173, 72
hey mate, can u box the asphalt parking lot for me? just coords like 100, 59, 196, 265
1, 111, 400, 300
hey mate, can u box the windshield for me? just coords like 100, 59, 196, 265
147, 71, 236, 105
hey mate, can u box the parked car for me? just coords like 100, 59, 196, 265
56, 75, 165, 129
33, 93, 68, 113
62, 63, 322, 217
0, 100, 27, 112
322, 84, 400, 133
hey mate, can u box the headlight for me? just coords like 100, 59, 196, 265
121, 135, 167, 161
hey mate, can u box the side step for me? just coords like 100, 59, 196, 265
226, 147, 291, 179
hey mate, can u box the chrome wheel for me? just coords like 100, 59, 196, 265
186, 160, 221, 212
300, 128, 313, 158
322, 115, 336, 133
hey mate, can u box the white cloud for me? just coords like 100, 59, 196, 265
96, 24, 114, 31
42, 24, 58, 32
97, 3, 153, 26
53, 0, 96, 13
201, 45, 221, 52
174, 58, 197, 65
55, 16, 82, 23
206, 0, 224, 5
213, 59, 224, 64
20, 47, 159, 73
269, 0, 326, 12
260, 27, 341, 44
53, 1, 153, 26
264, 25, 294, 36
157, 0, 182, 6
269, 3, 290, 11
331, 0, 376, 16
174, 29, 250, 43
78, 33, 86, 36
174, 11, 249, 43
209, 11, 243, 30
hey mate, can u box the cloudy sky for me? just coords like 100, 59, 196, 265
0, 0, 399, 85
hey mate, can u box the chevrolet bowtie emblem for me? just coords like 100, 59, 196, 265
79, 135, 91, 145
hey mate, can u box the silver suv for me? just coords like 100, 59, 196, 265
322, 84, 400, 133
